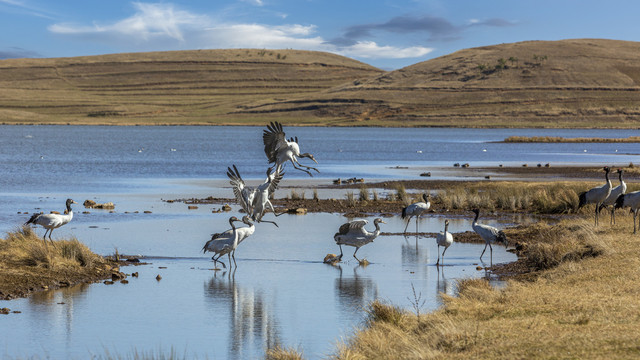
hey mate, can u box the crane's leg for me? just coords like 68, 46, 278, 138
594, 205, 598, 226
293, 158, 320, 174
42, 228, 49, 242
403, 217, 411, 233
228, 253, 234, 268
489, 243, 493, 264
480, 243, 488, 260
436, 244, 440, 266
231, 252, 237, 267
48, 228, 55, 245
292, 163, 314, 177
213, 254, 226, 269
611, 207, 616, 225
634, 210, 638, 234
338, 244, 344, 260
415, 215, 419, 234
441, 247, 448, 266
353, 247, 361, 262
257, 219, 279, 227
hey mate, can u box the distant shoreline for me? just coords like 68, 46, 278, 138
502, 135, 640, 143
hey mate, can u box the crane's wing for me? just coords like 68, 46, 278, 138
227, 165, 253, 214
337, 219, 368, 235
267, 168, 285, 194
263, 121, 288, 164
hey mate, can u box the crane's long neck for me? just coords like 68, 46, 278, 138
472, 211, 479, 226
373, 221, 382, 236
605, 170, 611, 186
444, 222, 449, 233
619, 171, 624, 183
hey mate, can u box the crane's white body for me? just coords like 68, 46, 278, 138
615, 190, 640, 234
401, 193, 431, 233
263, 121, 318, 177
202, 217, 241, 268
227, 165, 282, 227
218, 216, 256, 259
25, 199, 77, 244
599, 169, 626, 225
471, 209, 507, 262
578, 167, 612, 226
334, 218, 385, 261
435, 220, 453, 266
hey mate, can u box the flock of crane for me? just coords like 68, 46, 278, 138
21, 123, 640, 270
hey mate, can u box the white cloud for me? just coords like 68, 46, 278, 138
337, 41, 433, 59
48, 1, 431, 60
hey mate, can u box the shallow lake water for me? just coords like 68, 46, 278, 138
1, 125, 637, 359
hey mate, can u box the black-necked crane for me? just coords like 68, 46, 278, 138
471, 208, 507, 262
217, 215, 255, 262
435, 219, 453, 266
598, 168, 626, 225
578, 166, 612, 226
202, 216, 241, 269
615, 190, 640, 234
334, 218, 385, 262
401, 193, 431, 234
25, 198, 77, 245
263, 121, 318, 177
227, 165, 283, 227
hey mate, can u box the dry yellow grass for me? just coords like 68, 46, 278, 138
0, 226, 114, 299
330, 216, 640, 359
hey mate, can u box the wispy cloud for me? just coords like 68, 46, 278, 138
0, 0, 55, 19
47, 1, 431, 60
0, 46, 41, 59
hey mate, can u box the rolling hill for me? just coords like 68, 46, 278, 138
2, 39, 640, 127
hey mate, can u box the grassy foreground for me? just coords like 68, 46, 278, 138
266, 214, 640, 359
0, 226, 121, 299
330, 216, 640, 359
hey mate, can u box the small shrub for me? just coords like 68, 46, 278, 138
345, 191, 357, 207
365, 300, 405, 326
359, 187, 370, 202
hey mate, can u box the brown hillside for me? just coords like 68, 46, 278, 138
242, 39, 640, 128
0, 49, 382, 125
3, 40, 640, 127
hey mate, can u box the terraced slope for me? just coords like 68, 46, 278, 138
0, 49, 382, 125
245, 39, 640, 128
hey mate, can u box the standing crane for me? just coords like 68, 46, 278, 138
263, 121, 319, 177
334, 218, 385, 262
598, 168, 626, 225
435, 219, 453, 266
615, 190, 640, 234
25, 198, 78, 245
577, 166, 612, 226
227, 165, 283, 227
216, 215, 256, 263
471, 209, 507, 262
202, 216, 241, 269
401, 193, 431, 234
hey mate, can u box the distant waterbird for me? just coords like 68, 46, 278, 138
263, 121, 319, 177
25, 198, 77, 245
334, 218, 385, 262
578, 166, 612, 226
598, 168, 626, 225
401, 193, 431, 234
615, 190, 640, 234
202, 216, 242, 269
435, 219, 453, 266
471, 208, 507, 262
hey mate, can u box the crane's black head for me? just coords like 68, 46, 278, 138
422, 193, 431, 202
300, 153, 318, 164
65, 199, 77, 211
471, 208, 480, 215
229, 216, 240, 224
241, 215, 253, 225
373, 218, 386, 224
603, 166, 610, 173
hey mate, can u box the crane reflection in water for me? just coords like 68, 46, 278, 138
204, 270, 281, 359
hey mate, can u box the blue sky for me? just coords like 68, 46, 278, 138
1, 0, 638, 69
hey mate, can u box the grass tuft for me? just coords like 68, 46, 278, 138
265, 345, 304, 360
